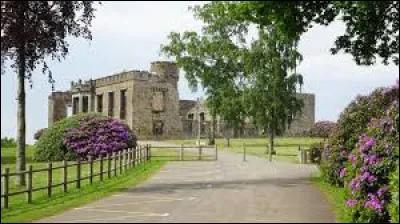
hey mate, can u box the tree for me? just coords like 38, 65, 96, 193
195, 1, 399, 66
246, 27, 303, 161
161, 29, 243, 145
1, 1, 99, 186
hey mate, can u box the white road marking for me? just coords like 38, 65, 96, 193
74, 208, 169, 217
78, 196, 197, 209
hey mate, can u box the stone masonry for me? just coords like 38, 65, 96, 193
48, 61, 315, 140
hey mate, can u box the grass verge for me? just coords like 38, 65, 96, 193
1, 160, 166, 223
1, 147, 190, 223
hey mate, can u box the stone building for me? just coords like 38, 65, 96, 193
48, 61, 315, 140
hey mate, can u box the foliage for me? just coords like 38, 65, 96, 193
33, 128, 47, 141
321, 81, 399, 186
64, 116, 137, 159
340, 92, 399, 223
1, 137, 17, 148
1, 1, 99, 85
307, 121, 336, 138
34, 114, 99, 162
389, 163, 399, 223
1, 1, 99, 185
194, 1, 399, 66
160, 16, 246, 144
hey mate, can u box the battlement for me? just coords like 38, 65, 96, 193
48, 91, 72, 100
93, 70, 153, 87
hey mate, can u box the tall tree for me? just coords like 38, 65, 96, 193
246, 27, 303, 161
161, 30, 243, 145
196, 1, 399, 66
1, 1, 99, 186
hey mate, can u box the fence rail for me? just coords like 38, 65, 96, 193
151, 144, 218, 161
1, 144, 151, 209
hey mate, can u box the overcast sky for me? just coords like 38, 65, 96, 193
1, 1, 399, 144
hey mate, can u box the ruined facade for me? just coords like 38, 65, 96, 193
48, 61, 315, 140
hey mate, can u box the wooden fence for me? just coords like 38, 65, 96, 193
1, 144, 150, 209
298, 141, 325, 164
151, 144, 218, 161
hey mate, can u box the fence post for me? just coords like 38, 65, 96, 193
63, 160, 68, 192
76, 159, 81, 189
108, 153, 111, 179
119, 151, 122, 175
89, 156, 93, 185
100, 155, 104, 181
48, 162, 53, 197
113, 152, 117, 177
215, 144, 218, 161
199, 146, 203, 161
149, 144, 152, 161
123, 149, 127, 171
147, 144, 150, 161
144, 145, 147, 162
180, 144, 184, 161
3, 168, 9, 209
138, 146, 141, 165
27, 165, 33, 204
243, 144, 246, 162
127, 148, 131, 169
133, 147, 136, 167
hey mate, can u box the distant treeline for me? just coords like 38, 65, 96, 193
1, 137, 16, 148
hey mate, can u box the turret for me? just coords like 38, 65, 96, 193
150, 61, 179, 88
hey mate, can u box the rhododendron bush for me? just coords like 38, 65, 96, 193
322, 81, 399, 186
64, 116, 137, 159
321, 80, 399, 223
307, 121, 336, 138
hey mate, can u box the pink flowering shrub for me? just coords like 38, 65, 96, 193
307, 121, 336, 138
340, 95, 399, 223
321, 80, 399, 186
64, 116, 137, 160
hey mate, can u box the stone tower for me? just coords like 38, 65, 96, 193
147, 61, 182, 139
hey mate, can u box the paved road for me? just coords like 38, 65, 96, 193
38, 141, 335, 223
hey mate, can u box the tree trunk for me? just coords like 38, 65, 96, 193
16, 46, 26, 186
208, 114, 216, 145
268, 131, 274, 162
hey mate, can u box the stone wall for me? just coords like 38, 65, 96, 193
48, 91, 72, 125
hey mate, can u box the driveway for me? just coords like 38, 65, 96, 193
37, 141, 335, 223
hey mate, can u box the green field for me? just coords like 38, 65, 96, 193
0, 146, 196, 223
169, 137, 323, 163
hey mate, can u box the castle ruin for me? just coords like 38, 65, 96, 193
48, 61, 315, 140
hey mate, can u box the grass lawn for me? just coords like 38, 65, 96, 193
311, 174, 348, 223
169, 137, 323, 163
0, 146, 193, 223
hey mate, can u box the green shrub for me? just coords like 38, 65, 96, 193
389, 163, 399, 223
34, 113, 102, 161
